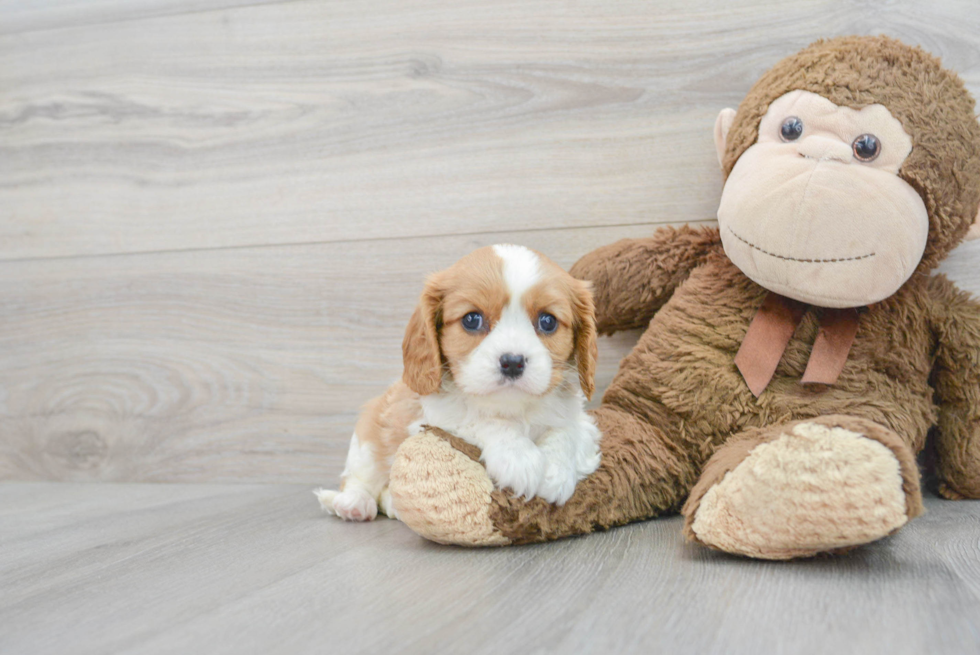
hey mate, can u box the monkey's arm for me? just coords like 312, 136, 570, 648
569, 225, 721, 335
930, 275, 980, 499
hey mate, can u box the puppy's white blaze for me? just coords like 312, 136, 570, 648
492, 244, 540, 298
490, 303, 553, 395
455, 244, 554, 397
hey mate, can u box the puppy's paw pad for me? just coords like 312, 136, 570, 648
331, 489, 378, 522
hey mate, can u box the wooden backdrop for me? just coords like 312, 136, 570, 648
2, 0, 979, 483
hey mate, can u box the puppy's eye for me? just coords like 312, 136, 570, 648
780, 116, 804, 142
461, 312, 484, 333
852, 134, 880, 162
537, 312, 558, 334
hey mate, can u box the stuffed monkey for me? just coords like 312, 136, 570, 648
386, 35, 980, 559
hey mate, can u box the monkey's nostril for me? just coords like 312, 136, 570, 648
499, 353, 526, 379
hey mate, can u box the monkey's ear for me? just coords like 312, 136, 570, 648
714, 108, 737, 168
967, 203, 980, 241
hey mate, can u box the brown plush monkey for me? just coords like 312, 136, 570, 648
386, 36, 980, 559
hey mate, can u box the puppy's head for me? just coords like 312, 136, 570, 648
402, 244, 597, 400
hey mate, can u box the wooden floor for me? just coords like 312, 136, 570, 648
2, 482, 979, 655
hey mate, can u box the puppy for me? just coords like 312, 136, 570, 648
316, 244, 601, 521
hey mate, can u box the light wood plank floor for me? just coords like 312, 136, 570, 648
2, 482, 979, 655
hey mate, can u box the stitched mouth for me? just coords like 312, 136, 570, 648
727, 227, 875, 263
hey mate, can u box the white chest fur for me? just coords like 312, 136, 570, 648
411, 377, 601, 505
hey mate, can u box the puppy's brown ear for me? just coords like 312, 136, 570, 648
572, 279, 598, 400
402, 274, 444, 395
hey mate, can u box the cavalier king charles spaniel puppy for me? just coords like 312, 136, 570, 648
316, 244, 600, 521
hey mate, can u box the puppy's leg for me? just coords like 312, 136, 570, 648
475, 422, 547, 500
536, 414, 602, 505
315, 433, 385, 521
378, 487, 398, 520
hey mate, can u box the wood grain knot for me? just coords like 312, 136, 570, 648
44, 430, 108, 469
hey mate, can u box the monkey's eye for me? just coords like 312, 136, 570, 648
461, 312, 484, 333
537, 312, 558, 334
780, 116, 804, 142
852, 134, 880, 162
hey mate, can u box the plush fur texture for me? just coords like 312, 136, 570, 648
386, 36, 980, 558
389, 431, 510, 545
721, 35, 980, 272
718, 89, 929, 307
683, 415, 922, 559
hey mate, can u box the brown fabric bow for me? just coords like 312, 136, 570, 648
734, 292, 861, 397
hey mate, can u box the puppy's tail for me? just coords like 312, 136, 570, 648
313, 488, 339, 515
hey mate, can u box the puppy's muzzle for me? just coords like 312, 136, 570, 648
499, 353, 526, 379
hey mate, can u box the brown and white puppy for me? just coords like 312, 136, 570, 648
315, 244, 600, 521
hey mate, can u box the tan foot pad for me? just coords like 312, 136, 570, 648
690, 422, 909, 559
388, 431, 510, 546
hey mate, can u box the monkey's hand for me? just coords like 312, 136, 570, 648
930, 276, 980, 499
569, 225, 721, 336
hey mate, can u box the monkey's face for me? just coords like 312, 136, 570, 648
716, 90, 929, 308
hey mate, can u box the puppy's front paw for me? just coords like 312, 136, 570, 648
481, 440, 546, 500
536, 461, 578, 506
317, 487, 378, 521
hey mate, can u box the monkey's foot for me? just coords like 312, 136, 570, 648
682, 415, 923, 560
388, 430, 511, 546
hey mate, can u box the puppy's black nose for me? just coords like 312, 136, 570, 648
499, 353, 525, 379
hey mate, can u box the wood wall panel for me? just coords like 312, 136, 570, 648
0, 224, 662, 483
1, 0, 978, 482
2, 0, 978, 259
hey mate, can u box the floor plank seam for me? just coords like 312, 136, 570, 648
0, 0, 312, 40
0, 219, 716, 265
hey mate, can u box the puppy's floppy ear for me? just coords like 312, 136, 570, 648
402, 273, 444, 395
571, 279, 598, 400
